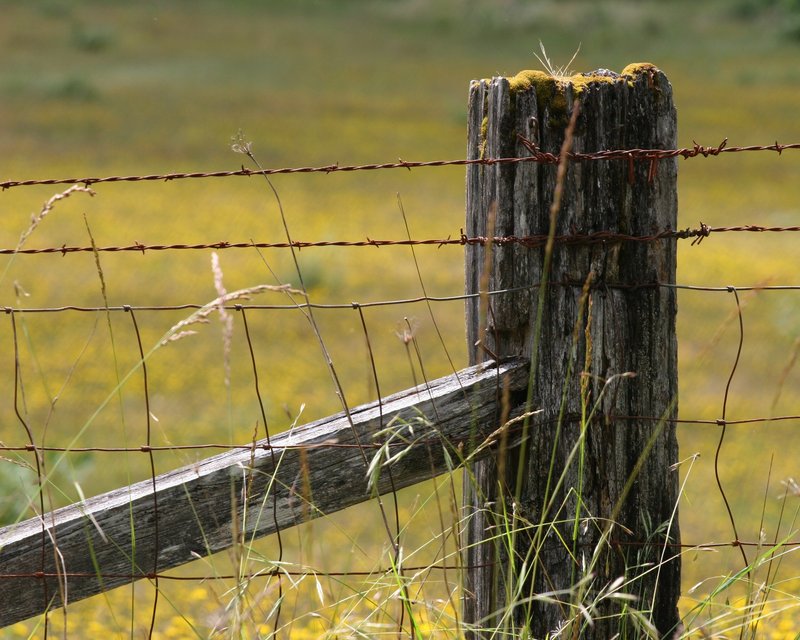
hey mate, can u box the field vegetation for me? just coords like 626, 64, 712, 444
2, 0, 800, 637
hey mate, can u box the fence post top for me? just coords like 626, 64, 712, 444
482, 62, 663, 96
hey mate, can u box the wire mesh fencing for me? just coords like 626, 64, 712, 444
1, 141, 800, 637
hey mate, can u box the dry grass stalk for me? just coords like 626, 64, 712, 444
162, 283, 300, 346
211, 252, 235, 386
17, 185, 96, 249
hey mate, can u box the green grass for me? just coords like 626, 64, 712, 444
2, 0, 800, 637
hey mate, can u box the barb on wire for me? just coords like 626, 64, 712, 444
1, 139, 798, 190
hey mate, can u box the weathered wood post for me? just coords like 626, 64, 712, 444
463, 65, 680, 637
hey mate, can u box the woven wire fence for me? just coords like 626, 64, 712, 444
2, 143, 800, 637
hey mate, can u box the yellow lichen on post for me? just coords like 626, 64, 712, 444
506, 64, 661, 127
508, 68, 622, 96
620, 63, 663, 91
621, 62, 659, 77
479, 115, 488, 159
507, 70, 566, 127
508, 69, 553, 93
508, 63, 660, 97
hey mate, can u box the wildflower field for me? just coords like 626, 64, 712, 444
2, 0, 800, 637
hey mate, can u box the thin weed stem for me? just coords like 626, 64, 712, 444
234, 135, 368, 467
567, 274, 594, 589
511, 101, 580, 627
85, 213, 141, 635
235, 133, 414, 632
396, 196, 470, 624
475, 202, 496, 368
517, 100, 580, 500
354, 305, 411, 635
397, 194, 463, 388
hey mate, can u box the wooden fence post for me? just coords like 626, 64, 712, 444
463, 65, 681, 637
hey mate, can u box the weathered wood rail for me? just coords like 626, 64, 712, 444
0, 358, 529, 627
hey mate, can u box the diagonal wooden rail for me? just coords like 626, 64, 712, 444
0, 358, 529, 627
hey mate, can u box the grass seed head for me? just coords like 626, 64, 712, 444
533, 40, 582, 79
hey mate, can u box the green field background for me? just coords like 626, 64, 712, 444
2, 1, 800, 637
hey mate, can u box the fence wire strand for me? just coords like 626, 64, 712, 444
4, 223, 800, 257
1, 138, 798, 190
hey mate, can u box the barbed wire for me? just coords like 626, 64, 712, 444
4, 224, 800, 257
0, 139, 797, 190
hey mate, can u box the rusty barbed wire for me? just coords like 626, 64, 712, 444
3, 223, 800, 257
1, 139, 797, 190
515, 136, 800, 166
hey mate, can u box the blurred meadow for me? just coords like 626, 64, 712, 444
2, 0, 800, 637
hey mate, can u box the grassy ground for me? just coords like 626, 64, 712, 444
2, 0, 800, 636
